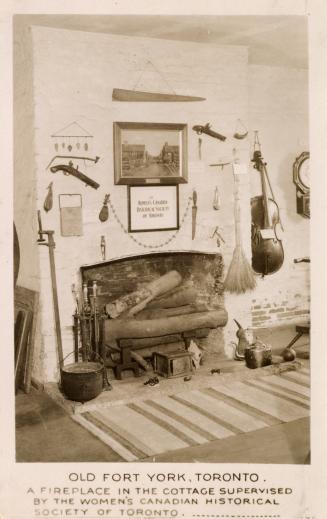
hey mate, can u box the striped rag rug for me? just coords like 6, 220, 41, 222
72, 366, 310, 461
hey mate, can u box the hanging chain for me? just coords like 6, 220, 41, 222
107, 195, 193, 249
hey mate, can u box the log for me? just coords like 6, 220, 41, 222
129, 342, 186, 360
146, 286, 197, 309
105, 270, 182, 318
134, 303, 208, 320
182, 328, 211, 338
127, 295, 153, 317
130, 351, 152, 371
152, 280, 192, 299
104, 308, 228, 342
116, 328, 211, 350
117, 334, 183, 349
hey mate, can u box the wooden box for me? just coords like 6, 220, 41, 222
153, 350, 193, 378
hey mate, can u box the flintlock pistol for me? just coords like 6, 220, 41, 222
50, 161, 100, 189
192, 123, 226, 142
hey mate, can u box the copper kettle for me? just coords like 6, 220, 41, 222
245, 340, 272, 369
233, 319, 255, 360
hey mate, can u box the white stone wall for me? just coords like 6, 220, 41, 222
248, 65, 309, 327
24, 26, 309, 382
14, 20, 44, 382
30, 27, 251, 381
14, 21, 39, 291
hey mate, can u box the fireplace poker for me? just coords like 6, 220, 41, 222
71, 284, 80, 362
80, 314, 88, 362
73, 312, 79, 362
81, 282, 90, 361
91, 281, 100, 357
37, 210, 63, 369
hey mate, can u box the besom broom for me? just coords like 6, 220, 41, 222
224, 164, 256, 293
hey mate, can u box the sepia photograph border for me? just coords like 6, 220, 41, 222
2, 2, 327, 518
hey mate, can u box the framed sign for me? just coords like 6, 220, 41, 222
128, 184, 179, 232
114, 122, 188, 185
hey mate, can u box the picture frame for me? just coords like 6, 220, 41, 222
128, 184, 179, 232
114, 122, 188, 185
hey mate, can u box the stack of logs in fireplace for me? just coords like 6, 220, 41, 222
102, 270, 227, 376
73, 270, 227, 377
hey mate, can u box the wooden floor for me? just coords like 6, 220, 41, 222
16, 388, 122, 462
142, 417, 310, 464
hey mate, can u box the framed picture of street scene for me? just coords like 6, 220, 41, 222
113, 122, 188, 184
128, 184, 179, 232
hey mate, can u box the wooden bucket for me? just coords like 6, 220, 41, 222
60, 353, 105, 402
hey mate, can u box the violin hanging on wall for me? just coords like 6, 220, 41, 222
251, 144, 284, 277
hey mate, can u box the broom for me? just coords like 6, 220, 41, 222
224, 165, 256, 293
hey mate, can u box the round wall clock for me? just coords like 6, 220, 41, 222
293, 151, 310, 194
293, 151, 310, 218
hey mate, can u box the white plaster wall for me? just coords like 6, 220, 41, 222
30, 26, 252, 381
248, 65, 309, 327
14, 20, 44, 382
14, 21, 39, 291
27, 26, 310, 381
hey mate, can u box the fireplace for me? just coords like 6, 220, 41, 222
80, 250, 228, 378
81, 250, 224, 308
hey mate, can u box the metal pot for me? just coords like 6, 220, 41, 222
244, 340, 272, 369
60, 352, 105, 402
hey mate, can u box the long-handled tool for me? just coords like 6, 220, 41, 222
71, 284, 80, 362
91, 281, 99, 357
81, 282, 91, 361
37, 210, 63, 368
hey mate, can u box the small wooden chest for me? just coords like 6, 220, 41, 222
153, 350, 193, 378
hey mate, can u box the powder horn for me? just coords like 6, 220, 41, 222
43, 182, 53, 212
99, 194, 110, 222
